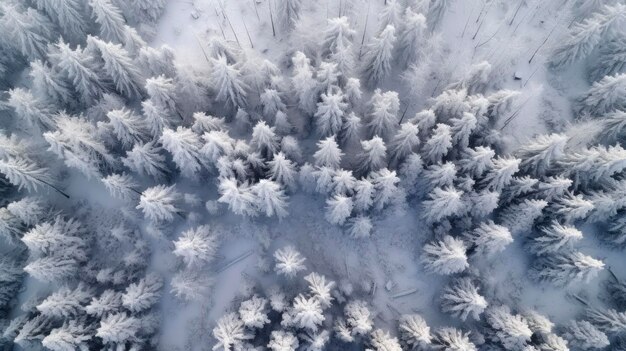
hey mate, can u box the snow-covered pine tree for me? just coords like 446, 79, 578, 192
251, 121, 279, 159
367, 89, 399, 139
369, 329, 402, 351
421, 235, 468, 275
128, 0, 166, 23
217, 178, 258, 217
137, 184, 182, 222
239, 295, 270, 329
465, 220, 513, 256
210, 55, 248, 109
579, 73, 626, 115
268, 152, 298, 190
0, 157, 65, 197
24, 256, 78, 282
325, 194, 353, 225
106, 108, 150, 148
590, 35, 626, 82
353, 179, 375, 212
268, 330, 299, 351
274, 246, 306, 278
550, 192, 594, 223
29, 60, 73, 106
212, 313, 252, 350
160, 127, 203, 179
422, 123, 453, 163
291, 51, 318, 114
260, 89, 286, 121
50, 40, 107, 105
102, 173, 140, 201
527, 222, 583, 255
96, 312, 142, 344
356, 136, 387, 175
0, 4, 53, 60
397, 9, 427, 68
313, 136, 344, 169
138, 45, 177, 78
6, 88, 55, 132
517, 134, 567, 176
123, 141, 169, 181
427, 0, 454, 30
550, 3, 626, 68
89, 0, 126, 43
362, 25, 397, 87
398, 314, 431, 350
431, 327, 476, 351
321, 17, 356, 58
41, 318, 93, 351
332, 169, 357, 195
89, 37, 144, 98
562, 320, 610, 350
253, 179, 289, 219
499, 199, 548, 235
35, 0, 86, 40
440, 277, 487, 321
480, 156, 520, 192
85, 289, 123, 317
37, 284, 92, 318
173, 225, 219, 267
371, 168, 400, 210
422, 187, 464, 223
586, 307, 626, 335
315, 91, 347, 137
530, 251, 604, 286
449, 112, 477, 150
122, 273, 163, 313
485, 306, 533, 351
141, 100, 173, 137
277, 0, 302, 30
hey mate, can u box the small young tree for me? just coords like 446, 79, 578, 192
217, 178, 258, 217
421, 187, 464, 223
579, 72, 626, 115
314, 136, 344, 169
465, 221, 513, 256
345, 78, 363, 107
398, 314, 431, 350
274, 246, 306, 278
440, 277, 487, 321
173, 225, 219, 267
122, 273, 163, 313
210, 55, 249, 109
137, 184, 182, 222
356, 136, 387, 175
347, 216, 373, 238
530, 251, 604, 286
422, 124, 453, 163
304, 272, 335, 308
367, 90, 400, 139
485, 306, 533, 351
315, 91, 347, 137
160, 127, 203, 179
421, 235, 468, 275
325, 194, 353, 225
362, 25, 397, 87
253, 179, 289, 219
